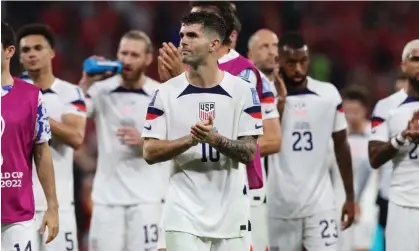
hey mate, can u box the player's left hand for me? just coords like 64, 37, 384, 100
341, 200, 355, 230
40, 205, 59, 244
191, 115, 215, 143
159, 42, 185, 78
117, 127, 142, 146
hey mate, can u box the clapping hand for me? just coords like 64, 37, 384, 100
190, 115, 215, 144
273, 68, 287, 112
158, 42, 185, 80
403, 110, 419, 144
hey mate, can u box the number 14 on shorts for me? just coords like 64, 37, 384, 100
14, 241, 31, 251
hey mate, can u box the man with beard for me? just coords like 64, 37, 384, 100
78, 30, 168, 251
267, 32, 355, 251
369, 39, 419, 251
16, 23, 87, 251
247, 28, 279, 251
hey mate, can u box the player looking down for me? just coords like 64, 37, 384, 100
142, 11, 263, 251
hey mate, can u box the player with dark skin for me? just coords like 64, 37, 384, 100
369, 46, 419, 168
273, 33, 355, 231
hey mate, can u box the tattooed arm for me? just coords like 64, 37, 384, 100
209, 135, 258, 164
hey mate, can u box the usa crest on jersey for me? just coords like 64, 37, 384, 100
199, 102, 215, 121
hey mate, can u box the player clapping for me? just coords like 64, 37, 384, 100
142, 12, 262, 251
368, 39, 419, 251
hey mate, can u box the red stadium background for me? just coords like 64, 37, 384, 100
2, 1, 418, 250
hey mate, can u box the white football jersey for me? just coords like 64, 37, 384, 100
86, 75, 169, 205
370, 95, 419, 208
370, 89, 407, 200
141, 72, 264, 238
32, 78, 86, 211
267, 77, 347, 218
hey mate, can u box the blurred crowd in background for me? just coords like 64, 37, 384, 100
2, 1, 418, 249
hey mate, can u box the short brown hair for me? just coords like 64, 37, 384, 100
341, 85, 370, 108
122, 30, 153, 53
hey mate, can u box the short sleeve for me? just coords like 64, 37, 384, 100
238, 69, 258, 88
63, 86, 87, 118
238, 87, 264, 137
34, 91, 52, 144
86, 82, 102, 118
369, 100, 390, 142
260, 78, 279, 120
333, 90, 347, 132
141, 89, 167, 140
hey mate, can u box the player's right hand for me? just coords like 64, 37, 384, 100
158, 56, 172, 82
78, 55, 115, 86
158, 42, 185, 78
341, 200, 355, 230
40, 205, 59, 243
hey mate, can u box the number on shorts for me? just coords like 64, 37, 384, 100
143, 224, 158, 244
14, 241, 32, 251
409, 144, 418, 160
65, 232, 74, 251
201, 143, 220, 162
319, 219, 338, 239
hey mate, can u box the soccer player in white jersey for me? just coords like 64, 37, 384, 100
369, 73, 408, 247
267, 32, 355, 251
159, 1, 281, 157
16, 24, 87, 251
78, 30, 167, 251
337, 86, 379, 251
247, 28, 280, 251
142, 12, 263, 251
369, 39, 419, 251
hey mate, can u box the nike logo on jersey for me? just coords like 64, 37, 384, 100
265, 109, 274, 114
144, 125, 152, 130
255, 123, 263, 129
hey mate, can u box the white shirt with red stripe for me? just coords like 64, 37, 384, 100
267, 77, 347, 218
32, 78, 87, 211
370, 89, 407, 200
141, 72, 263, 238
370, 93, 419, 208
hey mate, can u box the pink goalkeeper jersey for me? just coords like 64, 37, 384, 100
218, 53, 264, 189
1, 78, 39, 223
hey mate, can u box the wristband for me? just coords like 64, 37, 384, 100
390, 137, 402, 149
396, 133, 407, 145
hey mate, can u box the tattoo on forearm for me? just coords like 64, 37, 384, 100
210, 135, 257, 164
